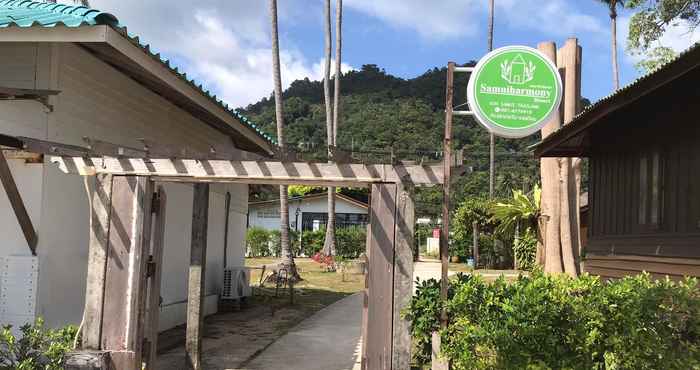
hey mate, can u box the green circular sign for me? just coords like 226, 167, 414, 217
467, 46, 562, 138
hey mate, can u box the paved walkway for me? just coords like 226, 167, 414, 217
241, 293, 363, 370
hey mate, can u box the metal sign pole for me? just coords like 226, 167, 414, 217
441, 64, 473, 329
440, 62, 455, 328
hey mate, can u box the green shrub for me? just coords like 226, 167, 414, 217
301, 228, 325, 256
513, 228, 537, 271
336, 226, 366, 258
405, 272, 700, 369
269, 229, 281, 257
0, 318, 77, 370
246, 227, 270, 257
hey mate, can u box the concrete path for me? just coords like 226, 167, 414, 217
413, 259, 458, 292
241, 293, 363, 370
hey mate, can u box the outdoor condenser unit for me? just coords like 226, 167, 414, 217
221, 267, 252, 300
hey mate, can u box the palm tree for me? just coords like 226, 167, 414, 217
488, 0, 495, 199
597, 0, 625, 90
269, 0, 298, 279
322, 0, 336, 257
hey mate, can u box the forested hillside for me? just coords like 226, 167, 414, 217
241, 64, 541, 217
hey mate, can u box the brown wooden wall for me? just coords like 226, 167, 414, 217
585, 67, 700, 260
584, 254, 700, 279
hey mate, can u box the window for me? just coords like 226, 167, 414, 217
639, 148, 664, 229
257, 208, 280, 219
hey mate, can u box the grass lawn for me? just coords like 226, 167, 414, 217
245, 257, 365, 294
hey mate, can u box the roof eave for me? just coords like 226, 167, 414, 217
0, 25, 275, 155
534, 43, 700, 158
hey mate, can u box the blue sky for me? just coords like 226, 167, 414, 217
81, 0, 699, 108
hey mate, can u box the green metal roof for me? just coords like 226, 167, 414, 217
0, 0, 276, 147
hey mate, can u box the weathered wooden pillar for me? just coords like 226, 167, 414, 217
74, 175, 153, 370
363, 183, 397, 370
82, 174, 113, 350
392, 185, 415, 370
186, 183, 209, 370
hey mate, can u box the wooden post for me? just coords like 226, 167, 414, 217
472, 222, 479, 269
100, 176, 153, 369
361, 192, 371, 370
186, 183, 209, 370
144, 186, 167, 370
440, 62, 455, 326
363, 183, 397, 370
431, 332, 448, 370
392, 185, 414, 370
83, 174, 113, 349
0, 149, 38, 254
65, 351, 110, 370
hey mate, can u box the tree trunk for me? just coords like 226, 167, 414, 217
333, 0, 342, 144
611, 5, 620, 90
559, 38, 582, 277
487, 0, 495, 199
269, 0, 298, 279
487, 0, 495, 52
537, 42, 563, 274
322, 0, 336, 257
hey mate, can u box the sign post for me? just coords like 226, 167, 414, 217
439, 45, 562, 333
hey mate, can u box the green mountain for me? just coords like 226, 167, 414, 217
242, 64, 541, 218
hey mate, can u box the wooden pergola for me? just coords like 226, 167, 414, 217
0, 134, 446, 370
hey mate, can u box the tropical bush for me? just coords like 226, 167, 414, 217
336, 226, 366, 258
0, 318, 77, 370
405, 272, 700, 369
301, 228, 326, 257
246, 227, 270, 257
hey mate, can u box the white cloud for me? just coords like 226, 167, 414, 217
345, 0, 482, 40
345, 0, 605, 41
69, 0, 354, 108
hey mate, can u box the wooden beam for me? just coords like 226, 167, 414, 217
144, 187, 167, 370
83, 174, 113, 349
0, 149, 38, 254
100, 176, 152, 370
186, 184, 209, 370
65, 351, 110, 370
392, 185, 414, 369
49, 156, 444, 186
1, 150, 43, 163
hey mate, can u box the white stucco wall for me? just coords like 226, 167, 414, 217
0, 42, 250, 330
248, 196, 368, 232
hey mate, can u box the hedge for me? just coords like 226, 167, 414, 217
404, 272, 700, 369
247, 226, 365, 258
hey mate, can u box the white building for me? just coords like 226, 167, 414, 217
0, 2, 274, 332
248, 192, 368, 233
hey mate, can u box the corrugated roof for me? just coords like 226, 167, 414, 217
0, 0, 276, 147
534, 42, 700, 157
572, 42, 700, 123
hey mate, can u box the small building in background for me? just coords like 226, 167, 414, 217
248, 192, 368, 233
535, 42, 700, 279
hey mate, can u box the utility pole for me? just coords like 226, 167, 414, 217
440, 62, 455, 328
488, 0, 496, 199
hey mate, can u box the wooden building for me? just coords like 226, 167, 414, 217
535, 42, 700, 279
0, 0, 274, 332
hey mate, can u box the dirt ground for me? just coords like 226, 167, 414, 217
156, 257, 364, 370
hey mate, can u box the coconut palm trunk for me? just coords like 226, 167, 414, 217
323, 0, 342, 257
610, 2, 620, 90
488, 0, 495, 199
269, 0, 298, 279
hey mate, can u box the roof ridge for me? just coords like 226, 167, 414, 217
0, 0, 118, 26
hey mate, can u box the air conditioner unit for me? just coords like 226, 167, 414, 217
221, 267, 251, 300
